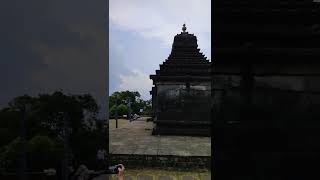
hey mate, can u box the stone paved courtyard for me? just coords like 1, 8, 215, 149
109, 117, 211, 156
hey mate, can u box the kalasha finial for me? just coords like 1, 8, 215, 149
182, 23, 187, 32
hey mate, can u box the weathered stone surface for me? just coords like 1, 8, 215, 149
109, 118, 211, 169
109, 118, 211, 157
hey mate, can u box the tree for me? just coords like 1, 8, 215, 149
0, 108, 20, 147
141, 99, 152, 115
109, 104, 129, 118
109, 91, 152, 117
117, 104, 128, 116
0, 91, 104, 171
0, 137, 22, 171
109, 91, 140, 108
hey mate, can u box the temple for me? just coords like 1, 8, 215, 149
150, 24, 211, 136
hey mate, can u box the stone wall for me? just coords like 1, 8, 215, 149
156, 82, 211, 121
109, 154, 211, 171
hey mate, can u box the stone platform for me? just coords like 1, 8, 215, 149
109, 117, 211, 156
109, 117, 211, 169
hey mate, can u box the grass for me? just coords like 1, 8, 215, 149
108, 119, 129, 129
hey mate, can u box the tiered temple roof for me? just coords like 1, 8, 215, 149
150, 24, 211, 82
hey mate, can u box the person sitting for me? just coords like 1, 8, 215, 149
68, 161, 125, 180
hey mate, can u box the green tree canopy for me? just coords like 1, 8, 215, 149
109, 91, 151, 117
0, 91, 106, 171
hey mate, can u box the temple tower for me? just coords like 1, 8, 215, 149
150, 24, 211, 136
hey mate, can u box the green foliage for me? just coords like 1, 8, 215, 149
117, 104, 128, 116
109, 91, 152, 117
0, 91, 99, 139
110, 104, 129, 117
8, 95, 37, 111
0, 136, 64, 171
70, 127, 107, 169
141, 99, 152, 115
109, 91, 140, 107
0, 128, 16, 148
27, 135, 63, 171
109, 105, 116, 117
0, 91, 103, 171
0, 137, 22, 171
0, 90, 152, 172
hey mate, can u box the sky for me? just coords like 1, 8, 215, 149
0, 0, 211, 118
109, 0, 211, 100
0, 0, 108, 117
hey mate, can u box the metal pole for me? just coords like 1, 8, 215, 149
128, 99, 131, 122
115, 96, 118, 128
19, 105, 28, 180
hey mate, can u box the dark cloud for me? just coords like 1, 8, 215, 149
0, 0, 108, 117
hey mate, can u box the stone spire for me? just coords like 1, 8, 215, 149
182, 23, 187, 33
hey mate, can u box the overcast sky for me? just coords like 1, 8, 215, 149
109, 0, 211, 100
0, 0, 108, 117
1, 0, 211, 118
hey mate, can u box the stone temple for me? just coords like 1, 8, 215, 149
150, 24, 211, 136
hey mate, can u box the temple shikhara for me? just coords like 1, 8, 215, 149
150, 24, 211, 136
